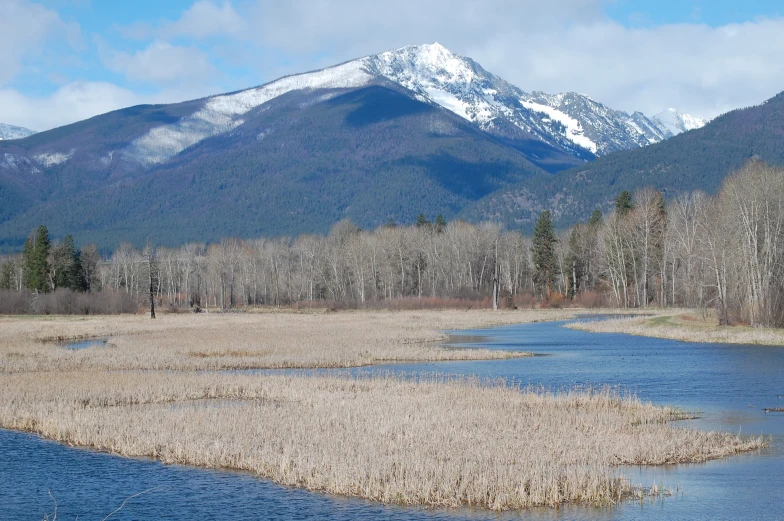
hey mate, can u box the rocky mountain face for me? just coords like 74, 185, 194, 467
364, 43, 705, 156
0, 123, 36, 141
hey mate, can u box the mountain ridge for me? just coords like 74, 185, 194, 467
0, 123, 36, 141
463, 90, 784, 229
116, 42, 705, 166
0, 42, 712, 250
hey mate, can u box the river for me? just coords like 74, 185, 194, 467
2, 317, 782, 520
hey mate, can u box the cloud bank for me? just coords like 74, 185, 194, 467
1, 0, 782, 130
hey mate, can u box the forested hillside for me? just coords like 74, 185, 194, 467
0, 85, 550, 250
5, 161, 783, 327
466, 91, 784, 228
0, 43, 713, 252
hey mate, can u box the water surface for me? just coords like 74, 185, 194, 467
59, 338, 109, 349
2, 317, 782, 520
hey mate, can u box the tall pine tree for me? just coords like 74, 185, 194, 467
51, 235, 87, 291
532, 210, 558, 299
0, 261, 14, 290
565, 227, 583, 299
23, 225, 51, 292
434, 215, 447, 233
615, 191, 633, 216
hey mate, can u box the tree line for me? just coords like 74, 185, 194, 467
1, 226, 100, 293
559, 160, 784, 327
2, 160, 783, 326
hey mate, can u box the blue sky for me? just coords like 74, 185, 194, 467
2, 0, 784, 130
607, 0, 782, 26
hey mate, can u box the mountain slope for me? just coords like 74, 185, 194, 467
0, 123, 36, 140
464, 91, 784, 229
0, 43, 707, 249
0, 85, 547, 249
365, 44, 704, 156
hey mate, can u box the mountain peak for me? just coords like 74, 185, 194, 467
0, 122, 36, 141
4, 43, 707, 173
651, 108, 707, 136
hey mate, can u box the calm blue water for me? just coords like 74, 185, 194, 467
59, 338, 108, 349
2, 318, 783, 520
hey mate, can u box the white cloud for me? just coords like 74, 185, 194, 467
228, 0, 784, 119
102, 40, 217, 84
118, 0, 245, 41
0, 0, 81, 85
162, 0, 245, 39
5, 0, 784, 130
0, 81, 216, 131
477, 18, 784, 119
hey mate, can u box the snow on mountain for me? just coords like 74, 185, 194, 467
117, 42, 704, 165
626, 112, 671, 144
127, 60, 373, 165
650, 108, 707, 137
365, 44, 706, 156
0, 123, 36, 140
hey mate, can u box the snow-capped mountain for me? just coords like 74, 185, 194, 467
364, 43, 705, 155
123, 43, 704, 166
650, 108, 707, 137
0, 123, 36, 140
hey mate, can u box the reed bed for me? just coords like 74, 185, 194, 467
0, 370, 763, 510
568, 312, 784, 345
0, 309, 583, 373
0, 309, 765, 510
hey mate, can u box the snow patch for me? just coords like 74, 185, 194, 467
34, 150, 74, 167
0, 123, 36, 140
100, 152, 115, 166
126, 60, 373, 165
424, 88, 471, 119
521, 100, 598, 154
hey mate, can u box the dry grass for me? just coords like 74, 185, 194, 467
568, 311, 784, 345
0, 370, 763, 510
0, 309, 585, 373
0, 309, 766, 510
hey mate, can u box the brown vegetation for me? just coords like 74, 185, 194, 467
0, 310, 765, 510
569, 312, 784, 345
0, 309, 584, 373
0, 370, 763, 510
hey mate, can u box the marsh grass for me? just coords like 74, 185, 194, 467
0, 371, 763, 510
569, 311, 784, 345
0, 310, 584, 373
0, 309, 766, 510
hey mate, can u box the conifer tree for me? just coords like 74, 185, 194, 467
67, 248, 88, 292
589, 209, 603, 226
434, 214, 447, 233
532, 210, 558, 298
565, 227, 583, 299
23, 225, 51, 292
0, 261, 13, 289
615, 191, 633, 216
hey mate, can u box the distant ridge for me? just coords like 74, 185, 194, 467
0, 123, 36, 141
464, 90, 784, 229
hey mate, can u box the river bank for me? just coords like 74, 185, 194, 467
568, 311, 784, 345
